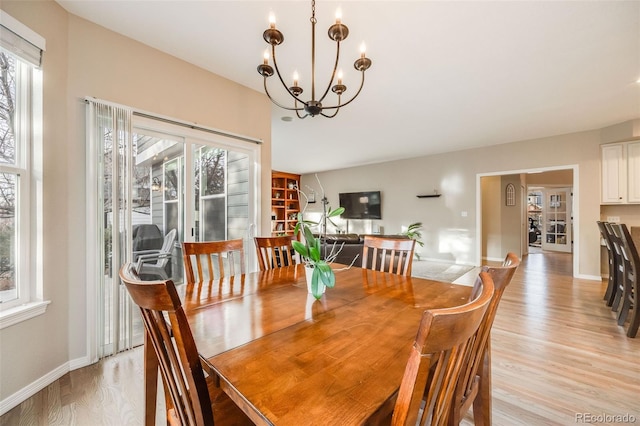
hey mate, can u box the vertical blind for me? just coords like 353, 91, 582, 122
87, 99, 137, 358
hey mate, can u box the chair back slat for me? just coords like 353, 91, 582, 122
119, 264, 214, 426
362, 236, 416, 276
606, 223, 627, 311
182, 240, 245, 284
597, 221, 618, 305
254, 236, 300, 271
392, 271, 494, 426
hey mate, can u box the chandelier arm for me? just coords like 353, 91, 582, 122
294, 99, 310, 119
321, 71, 366, 110
317, 41, 341, 104
320, 106, 340, 118
271, 45, 309, 106
320, 94, 341, 118
263, 78, 306, 112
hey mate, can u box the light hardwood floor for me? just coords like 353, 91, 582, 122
1, 251, 639, 425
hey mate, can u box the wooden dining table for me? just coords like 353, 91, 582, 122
144, 263, 474, 425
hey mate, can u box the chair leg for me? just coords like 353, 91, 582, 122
473, 342, 492, 426
627, 308, 639, 338
144, 331, 159, 426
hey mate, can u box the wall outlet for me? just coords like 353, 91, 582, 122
606, 216, 620, 223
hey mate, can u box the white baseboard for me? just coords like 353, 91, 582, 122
574, 273, 603, 281
0, 355, 91, 415
69, 354, 94, 371
418, 257, 476, 267
482, 256, 504, 262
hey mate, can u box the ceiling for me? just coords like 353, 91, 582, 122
56, 0, 640, 174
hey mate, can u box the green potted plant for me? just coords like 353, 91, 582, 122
400, 222, 424, 260
292, 186, 345, 299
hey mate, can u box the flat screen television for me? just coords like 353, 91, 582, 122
339, 191, 382, 219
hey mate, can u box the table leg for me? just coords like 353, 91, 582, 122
144, 329, 159, 426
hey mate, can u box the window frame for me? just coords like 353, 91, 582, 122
0, 36, 48, 327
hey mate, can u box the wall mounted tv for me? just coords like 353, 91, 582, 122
339, 191, 382, 219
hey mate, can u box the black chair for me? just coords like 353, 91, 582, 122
604, 222, 625, 311
132, 224, 164, 253
597, 221, 617, 306
613, 223, 639, 338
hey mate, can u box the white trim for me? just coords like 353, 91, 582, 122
482, 256, 505, 263
0, 355, 90, 416
575, 274, 603, 282
417, 257, 476, 267
0, 10, 46, 51
69, 354, 95, 371
0, 60, 42, 313
0, 300, 49, 330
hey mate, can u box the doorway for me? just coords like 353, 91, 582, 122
527, 186, 573, 254
477, 166, 578, 274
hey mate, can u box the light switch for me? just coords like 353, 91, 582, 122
606, 216, 620, 223
461, 211, 468, 217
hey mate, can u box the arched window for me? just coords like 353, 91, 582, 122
505, 183, 516, 206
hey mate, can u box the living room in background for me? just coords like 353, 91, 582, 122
0, 11, 46, 324
86, 101, 260, 358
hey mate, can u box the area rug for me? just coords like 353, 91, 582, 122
411, 260, 476, 283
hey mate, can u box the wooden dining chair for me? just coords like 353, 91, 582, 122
597, 221, 618, 306
448, 252, 520, 426
391, 271, 494, 425
119, 263, 252, 426
613, 223, 639, 337
182, 239, 245, 284
362, 236, 416, 276
254, 235, 300, 271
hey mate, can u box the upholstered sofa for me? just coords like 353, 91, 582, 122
320, 233, 410, 267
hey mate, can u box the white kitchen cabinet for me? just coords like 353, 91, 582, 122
601, 141, 640, 204
627, 141, 640, 203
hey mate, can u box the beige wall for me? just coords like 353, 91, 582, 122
301, 120, 640, 277
0, 0, 271, 405
526, 169, 573, 186
481, 176, 501, 259
500, 175, 522, 259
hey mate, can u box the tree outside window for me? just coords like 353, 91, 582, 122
0, 51, 17, 295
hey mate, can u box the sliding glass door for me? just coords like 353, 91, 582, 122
90, 105, 260, 358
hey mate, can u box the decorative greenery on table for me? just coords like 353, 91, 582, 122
291, 184, 345, 299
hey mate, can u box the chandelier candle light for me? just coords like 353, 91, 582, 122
257, 0, 372, 118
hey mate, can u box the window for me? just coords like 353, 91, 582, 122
0, 12, 47, 326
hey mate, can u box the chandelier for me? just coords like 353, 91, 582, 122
257, 0, 372, 119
